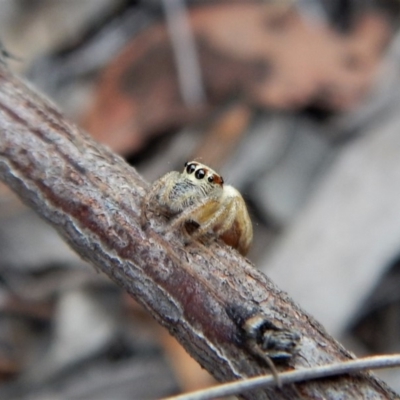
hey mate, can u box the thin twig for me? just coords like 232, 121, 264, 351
166, 354, 400, 400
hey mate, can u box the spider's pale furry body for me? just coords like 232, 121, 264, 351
142, 161, 253, 255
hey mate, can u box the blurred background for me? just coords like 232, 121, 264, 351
1, 0, 400, 397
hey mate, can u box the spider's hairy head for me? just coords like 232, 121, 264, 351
182, 161, 224, 194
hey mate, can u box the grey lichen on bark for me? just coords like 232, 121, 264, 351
0, 65, 397, 399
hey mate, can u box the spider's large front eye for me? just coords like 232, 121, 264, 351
186, 163, 197, 174
195, 169, 206, 180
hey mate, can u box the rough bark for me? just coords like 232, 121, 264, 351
0, 65, 397, 399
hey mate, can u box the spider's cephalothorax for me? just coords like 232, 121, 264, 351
166, 161, 225, 212
141, 161, 253, 255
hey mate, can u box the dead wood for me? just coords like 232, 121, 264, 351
0, 66, 397, 399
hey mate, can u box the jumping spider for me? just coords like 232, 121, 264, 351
141, 161, 253, 255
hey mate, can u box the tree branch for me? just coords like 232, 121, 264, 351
0, 66, 397, 399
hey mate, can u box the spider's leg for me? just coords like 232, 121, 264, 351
140, 172, 178, 228
191, 196, 237, 239
169, 198, 220, 231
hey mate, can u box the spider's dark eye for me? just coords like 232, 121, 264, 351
208, 175, 214, 183
195, 169, 206, 179
186, 163, 196, 174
